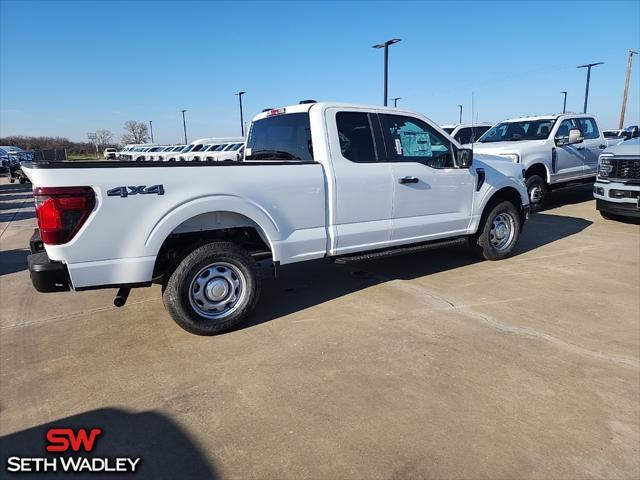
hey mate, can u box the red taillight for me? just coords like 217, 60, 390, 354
34, 187, 95, 245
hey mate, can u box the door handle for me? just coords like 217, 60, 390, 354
399, 176, 419, 184
576, 146, 585, 151
599, 144, 606, 149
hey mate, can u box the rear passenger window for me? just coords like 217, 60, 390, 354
336, 112, 377, 162
578, 118, 600, 140
380, 114, 454, 168
245, 112, 313, 161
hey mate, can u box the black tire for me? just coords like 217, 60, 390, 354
471, 200, 521, 260
162, 241, 261, 335
9, 177, 15, 183
18, 177, 26, 184
525, 174, 547, 212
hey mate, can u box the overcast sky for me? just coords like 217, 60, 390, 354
1, 0, 639, 143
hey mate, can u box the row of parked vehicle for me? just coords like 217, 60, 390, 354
108, 137, 246, 162
21, 100, 640, 336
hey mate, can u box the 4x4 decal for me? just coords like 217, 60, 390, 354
107, 185, 164, 198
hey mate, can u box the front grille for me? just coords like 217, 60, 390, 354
610, 158, 640, 181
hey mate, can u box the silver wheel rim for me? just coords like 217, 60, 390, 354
529, 184, 543, 203
188, 262, 246, 320
490, 212, 516, 251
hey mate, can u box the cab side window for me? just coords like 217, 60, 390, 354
578, 118, 600, 140
336, 112, 378, 162
380, 114, 454, 168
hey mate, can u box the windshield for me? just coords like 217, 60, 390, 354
603, 131, 620, 138
478, 119, 556, 142
246, 112, 313, 161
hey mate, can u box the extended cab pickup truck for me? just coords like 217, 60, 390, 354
473, 114, 606, 211
23, 102, 529, 335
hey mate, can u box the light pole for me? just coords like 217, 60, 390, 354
181, 110, 188, 144
560, 91, 567, 113
149, 120, 154, 143
458, 104, 463, 124
235, 91, 246, 136
391, 97, 401, 107
577, 62, 604, 113
372, 38, 401, 106
619, 49, 638, 129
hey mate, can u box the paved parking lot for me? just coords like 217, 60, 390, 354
0, 177, 638, 479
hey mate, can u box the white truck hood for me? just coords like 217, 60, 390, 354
472, 153, 523, 181
469, 140, 547, 157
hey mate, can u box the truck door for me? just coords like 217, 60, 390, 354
326, 109, 394, 255
578, 117, 605, 177
378, 113, 475, 244
553, 119, 585, 181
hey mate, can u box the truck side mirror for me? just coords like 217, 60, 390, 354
457, 148, 473, 168
568, 128, 584, 145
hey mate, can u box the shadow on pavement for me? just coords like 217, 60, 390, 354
0, 183, 31, 194
0, 211, 35, 222
0, 248, 30, 276
0, 408, 219, 480
542, 183, 594, 210
246, 212, 592, 330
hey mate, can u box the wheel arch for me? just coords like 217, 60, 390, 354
146, 196, 280, 262
525, 162, 550, 184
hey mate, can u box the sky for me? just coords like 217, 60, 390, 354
1, 0, 639, 144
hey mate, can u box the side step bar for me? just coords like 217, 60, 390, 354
334, 237, 467, 264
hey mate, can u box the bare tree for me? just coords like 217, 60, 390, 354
95, 129, 114, 147
121, 120, 150, 144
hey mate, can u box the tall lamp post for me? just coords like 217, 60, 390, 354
391, 97, 401, 107
577, 62, 604, 113
149, 120, 154, 143
458, 104, 463, 124
619, 49, 638, 129
372, 38, 401, 106
235, 91, 246, 136
181, 110, 188, 144
560, 91, 567, 113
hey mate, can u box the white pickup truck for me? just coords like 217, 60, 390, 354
23, 102, 529, 335
473, 113, 606, 211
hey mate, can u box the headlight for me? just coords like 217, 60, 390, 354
500, 153, 520, 163
598, 155, 613, 178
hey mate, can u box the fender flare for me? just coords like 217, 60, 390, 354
145, 194, 280, 260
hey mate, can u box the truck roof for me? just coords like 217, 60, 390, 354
252, 101, 450, 122
500, 113, 595, 122
189, 137, 245, 145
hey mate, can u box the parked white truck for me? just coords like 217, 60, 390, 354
593, 138, 640, 220
473, 114, 606, 211
23, 102, 529, 335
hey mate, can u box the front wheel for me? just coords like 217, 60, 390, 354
163, 242, 261, 335
525, 174, 547, 212
471, 201, 521, 260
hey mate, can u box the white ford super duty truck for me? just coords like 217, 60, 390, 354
23, 102, 529, 335
473, 113, 606, 211
593, 138, 640, 220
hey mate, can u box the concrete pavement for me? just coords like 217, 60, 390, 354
0, 178, 638, 479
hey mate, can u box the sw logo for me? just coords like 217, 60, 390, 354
46, 427, 102, 452
5, 427, 141, 474
107, 185, 164, 198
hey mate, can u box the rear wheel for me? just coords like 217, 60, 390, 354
163, 242, 261, 335
525, 174, 547, 212
471, 200, 521, 260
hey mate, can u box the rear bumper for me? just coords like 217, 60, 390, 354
27, 229, 71, 292
596, 199, 640, 218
